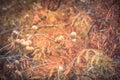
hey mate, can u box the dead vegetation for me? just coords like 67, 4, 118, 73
0, 0, 120, 80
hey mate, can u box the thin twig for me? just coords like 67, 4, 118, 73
71, 12, 82, 27
0, 29, 13, 35
35, 33, 55, 43
0, 43, 11, 52
87, 20, 97, 36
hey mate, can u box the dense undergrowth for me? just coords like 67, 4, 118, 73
0, 0, 120, 80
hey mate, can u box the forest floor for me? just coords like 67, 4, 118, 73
0, 0, 120, 80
